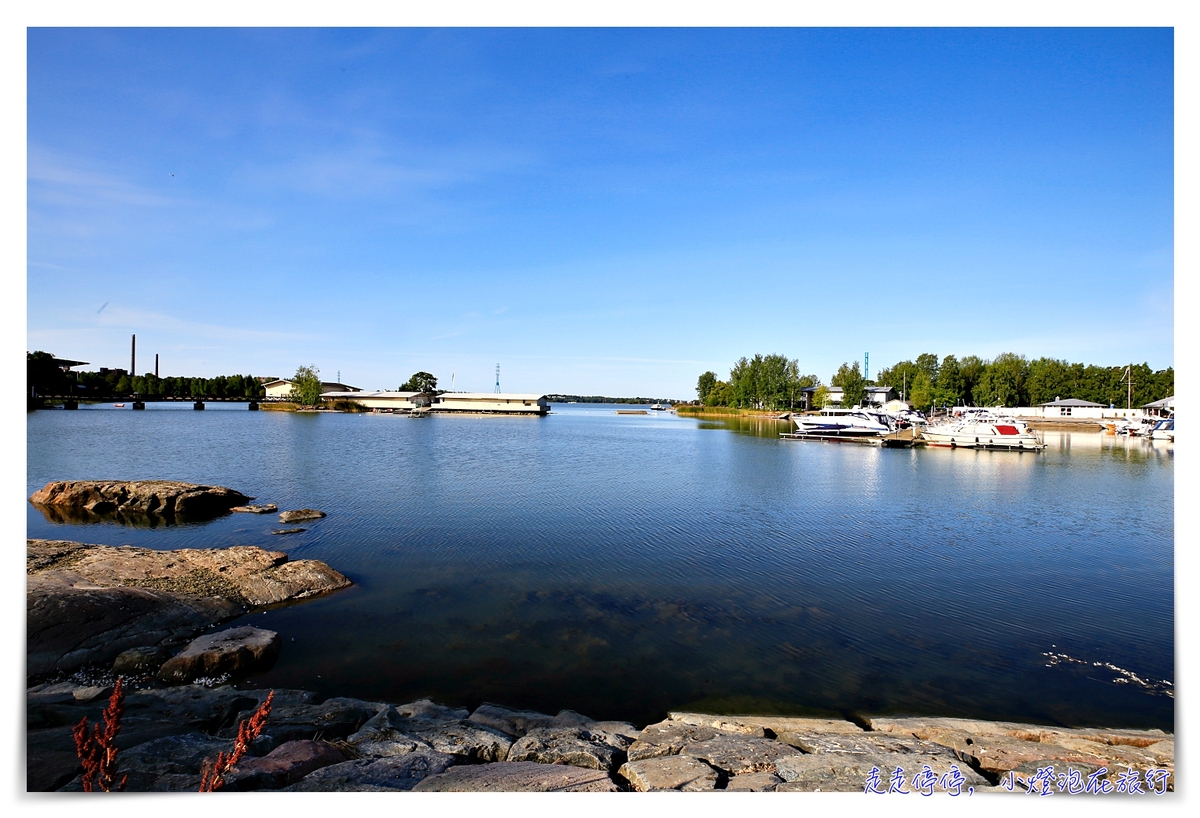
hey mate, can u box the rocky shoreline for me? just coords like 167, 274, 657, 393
28, 680, 1174, 793
25, 482, 1174, 794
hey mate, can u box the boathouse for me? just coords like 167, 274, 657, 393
321, 390, 550, 415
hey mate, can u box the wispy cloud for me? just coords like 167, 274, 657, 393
28, 146, 188, 210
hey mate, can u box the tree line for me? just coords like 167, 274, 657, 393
28, 352, 267, 400
696, 354, 820, 410
695, 351, 1174, 410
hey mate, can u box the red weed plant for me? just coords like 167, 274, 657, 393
72, 676, 129, 792
198, 690, 274, 792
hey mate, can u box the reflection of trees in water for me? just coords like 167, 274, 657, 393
698, 418, 794, 439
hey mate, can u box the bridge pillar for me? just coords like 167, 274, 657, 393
63, 400, 78, 410
132, 401, 146, 410
248, 401, 260, 410
193, 401, 205, 410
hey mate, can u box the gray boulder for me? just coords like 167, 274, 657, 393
468, 702, 555, 737
284, 751, 456, 791
348, 702, 513, 762
225, 739, 346, 790
158, 626, 281, 684
112, 645, 173, 675
627, 719, 723, 761
507, 725, 630, 771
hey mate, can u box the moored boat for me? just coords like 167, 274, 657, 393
921, 412, 1044, 450
791, 407, 892, 437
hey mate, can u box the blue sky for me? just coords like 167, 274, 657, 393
27, 27, 1174, 398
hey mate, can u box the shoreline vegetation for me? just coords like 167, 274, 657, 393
694, 352, 1174, 412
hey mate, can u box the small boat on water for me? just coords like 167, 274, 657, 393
650, 403, 667, 411
921, 411, 1044, 450
791, 407, 893, 437
113, 403, 126, 408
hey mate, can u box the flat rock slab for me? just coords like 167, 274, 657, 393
779, 731, 960, 758
159, 626, 281, 683
680, 734, 795, 775
619, 754, 720, 791
271, 528, 306, 535
284, 751, 456, 791
226, 739, 346, 790
414, 761, 618, 792
507, 725, 629, 771
868, 716, 1169, 749
30, 480, 250, 524
775, 752, 989, 793
868, 717, 1174, 777
669, 711, 863, 737
724, 771, 784, 791
279, 509, 326, 523
231, 504, 277, 513
27, 539, 351, 676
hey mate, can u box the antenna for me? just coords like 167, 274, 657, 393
131, 334, 136, 375
864, 352, 869, 381
452, 371, 455, 391
1124, 364, 1134, 410
495, 364, 501, 393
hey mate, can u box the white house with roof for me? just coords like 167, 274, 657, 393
1007, 398, 1153, 420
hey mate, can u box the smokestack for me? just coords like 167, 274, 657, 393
131, 334, 136, 376
155, 353, 159, 378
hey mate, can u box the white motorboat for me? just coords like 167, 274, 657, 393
1149, 417, 1174, 441
650, 403, 667, 411
921, 412, 1044, 450
791, 407, 893, 437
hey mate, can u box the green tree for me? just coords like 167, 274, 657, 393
972, 353, 1028, 407
290, 365, 323, 407
937, 355, 964, 406
696, 371, 718, 402
957, 355, 987, 404
399, 371, 439, 393
909, 370, 934, 412
812, 384, 831, 409
831, 361, 867, 408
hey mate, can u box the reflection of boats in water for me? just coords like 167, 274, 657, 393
921, 411, 1044, 450
791, 407, 892, 437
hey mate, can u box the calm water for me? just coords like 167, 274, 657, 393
26, 404, 1174, 730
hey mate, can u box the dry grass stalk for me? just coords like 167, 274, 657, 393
198, 690, 274, 791
72, 677, 129, 792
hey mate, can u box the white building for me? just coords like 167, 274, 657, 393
1002, 398, 1151, 421
323, 390, 550, 415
